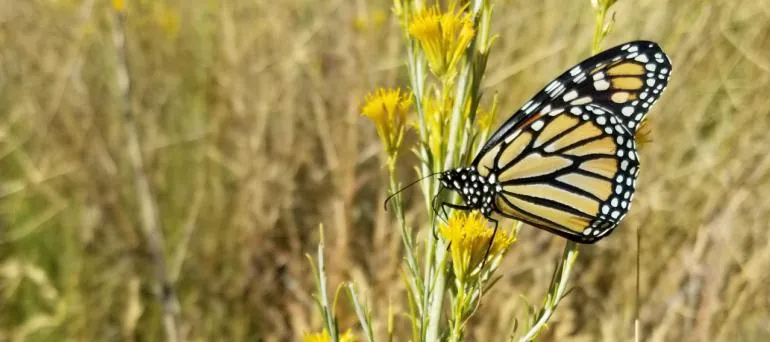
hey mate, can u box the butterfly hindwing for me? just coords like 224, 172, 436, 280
480, 103, 639, 242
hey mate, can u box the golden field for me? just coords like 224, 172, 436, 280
1, 0, 769, 341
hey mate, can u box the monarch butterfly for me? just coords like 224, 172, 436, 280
435, 41, 672, 245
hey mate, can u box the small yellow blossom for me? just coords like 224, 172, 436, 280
362, 88, 413, 158
408, 6, 476, 78
439, 211, 516, 281
112, 0, 125, 12
154, 5, 180, 39
634, 118, 653, 149
304, 329, 356, 342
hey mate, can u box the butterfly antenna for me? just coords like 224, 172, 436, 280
383, 171, 442, 211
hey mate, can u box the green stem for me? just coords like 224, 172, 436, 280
346, 284, 375, 342
407, 41, 434, 211
403, 4, 434, 334
519, 241, 579, 342
448, 281, 467, 342
316, 228, 339, 342
425, 2, 487, 339
442, 62, 471, 171
425, 248, 448, 341
387, 157, 423, 312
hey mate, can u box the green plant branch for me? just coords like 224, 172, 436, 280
346, 283, 375, 342
387, 162, 424, 313
424, 1, 488, 339
319, 246, 339, 342
401, 1, 434, 213
518, 242, 578, 342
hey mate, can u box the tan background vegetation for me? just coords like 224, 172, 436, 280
1, 0, 769, 341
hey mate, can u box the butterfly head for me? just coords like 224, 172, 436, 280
439, 167, 500, 216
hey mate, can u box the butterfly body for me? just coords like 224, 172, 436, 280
439, 167, 501, 217
439, 40, 672, 243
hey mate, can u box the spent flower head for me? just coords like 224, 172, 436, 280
439, 211, 516, 281
408, 5, 476, 79
362, 88, 413, 158
635, 118, 653, 149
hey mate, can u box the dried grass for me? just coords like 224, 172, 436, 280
1, 0, 769, 340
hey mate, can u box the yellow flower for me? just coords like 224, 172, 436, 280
112, 0, 125, 12
439, 211, 516, 281
634, 118, 653, 150
304, 329, 356, 342
408, 6, 475, 78
362, 88, 413, 158
154, 5, 180, 39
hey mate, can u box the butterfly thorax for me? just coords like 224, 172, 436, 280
439, 167, 503, 216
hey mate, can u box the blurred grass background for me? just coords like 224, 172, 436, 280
1, 0, 769, 341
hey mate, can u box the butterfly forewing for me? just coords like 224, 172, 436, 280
475, 41, 671, 162
471, 40, 669, 242
561, 42, 672, 132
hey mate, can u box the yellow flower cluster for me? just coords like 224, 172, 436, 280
409, 6, 476, 79
304, 329, 356, 342
362, 88, 413, 159
439, 211, 516, 281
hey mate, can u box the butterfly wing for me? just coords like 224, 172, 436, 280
475, 40, 672, 164
481, 104, 639, 242
474, 41, 671, 242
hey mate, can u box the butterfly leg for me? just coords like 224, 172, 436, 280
439, 202, 472, 221
480, 217, 499, 270
430, 187, 449, 241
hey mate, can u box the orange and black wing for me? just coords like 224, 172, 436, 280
473, 41, 671, 242
477, 41, 671, 160
477, 104, 639, 242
